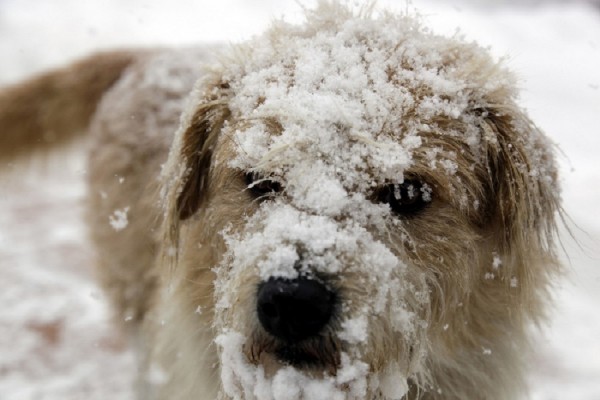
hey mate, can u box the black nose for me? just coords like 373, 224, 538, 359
256, 277, 336, 343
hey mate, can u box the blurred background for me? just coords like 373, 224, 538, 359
0, 0, 599, 399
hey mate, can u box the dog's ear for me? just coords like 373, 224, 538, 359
481, 106, 560, 249
176, 93, 231, 220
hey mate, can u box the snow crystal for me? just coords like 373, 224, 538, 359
421, 183, 433, 202
339, 315, 369, 344
108, 207, 129, 231
492, 253, 502, 269
147, 363, 169, 386
439, 158, 458, 175
378, 362, 409, 400
166, 246, 177, 257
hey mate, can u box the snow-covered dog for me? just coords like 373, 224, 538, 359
0, 2, 561, 399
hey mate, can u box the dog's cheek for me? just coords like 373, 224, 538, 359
325, 233, 430, 371
215, 265, 262, 333
339, 270, 428, 358
207, 206, 270, 338
391, 206, 487, 322
171, 185, 254, 317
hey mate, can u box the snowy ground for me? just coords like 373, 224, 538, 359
0, 1, 599, 399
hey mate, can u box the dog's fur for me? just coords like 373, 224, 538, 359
0, 3, 561, 399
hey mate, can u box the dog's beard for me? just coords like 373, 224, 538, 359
212, 203, 430, 400
216, 331, 372, 400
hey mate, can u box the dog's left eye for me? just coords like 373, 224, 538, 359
375, 179, 431, 217
245, 172, 282, 198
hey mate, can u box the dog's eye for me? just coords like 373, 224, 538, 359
375, 180, 431, 216
245, 172, 282, 198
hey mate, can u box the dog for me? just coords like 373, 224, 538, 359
0, 2, 561, 399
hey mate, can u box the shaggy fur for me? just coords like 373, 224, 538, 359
0, 3, 560, 400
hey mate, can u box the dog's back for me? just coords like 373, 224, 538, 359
0, 48, 212, 328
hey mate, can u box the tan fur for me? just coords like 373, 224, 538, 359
0, 50, 138, 163
0, 7, 561, 400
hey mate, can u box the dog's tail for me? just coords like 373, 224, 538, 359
0, 50, 138, 163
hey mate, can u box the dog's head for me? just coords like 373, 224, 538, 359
161, 3, 560, 399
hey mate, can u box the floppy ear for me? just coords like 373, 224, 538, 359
481, 106, 560, 250
175, 94, 231, 220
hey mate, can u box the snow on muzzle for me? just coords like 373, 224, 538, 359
213, 201, 429, 399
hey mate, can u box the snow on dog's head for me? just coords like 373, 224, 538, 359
161, 1, 560, 399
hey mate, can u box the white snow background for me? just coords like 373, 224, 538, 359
0, 0, 599, 399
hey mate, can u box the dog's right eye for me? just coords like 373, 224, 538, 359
245, 172, 282, 198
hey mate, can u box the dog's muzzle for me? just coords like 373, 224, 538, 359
256, 277, 336, 343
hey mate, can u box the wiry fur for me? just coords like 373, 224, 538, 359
0, 3, 560, 400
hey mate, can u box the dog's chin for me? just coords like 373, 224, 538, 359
244, 332, 342, 376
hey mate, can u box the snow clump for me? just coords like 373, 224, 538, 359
109, 207, 129, 231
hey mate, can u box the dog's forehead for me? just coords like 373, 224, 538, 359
217, 13, 505, 189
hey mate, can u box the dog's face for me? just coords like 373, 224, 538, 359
161, 6, 559, 399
